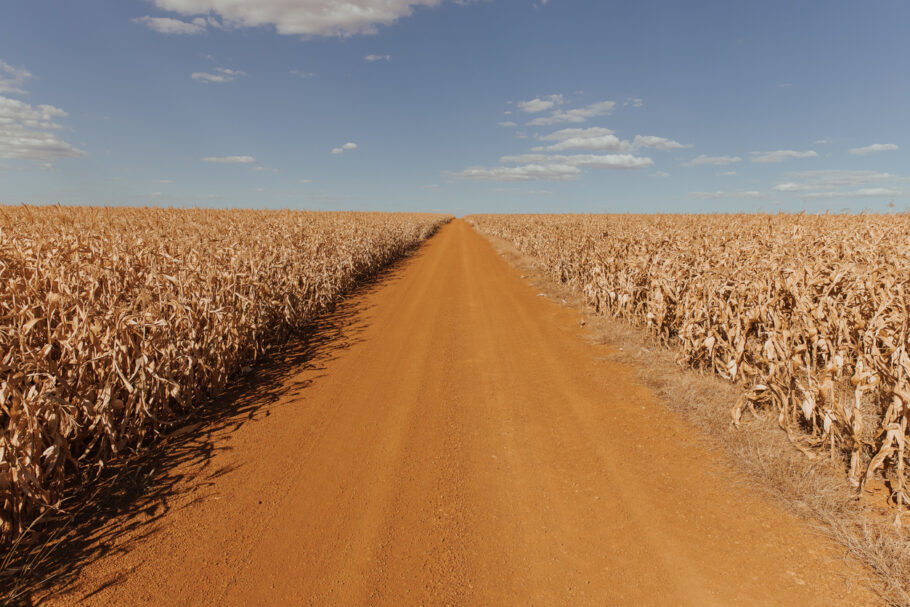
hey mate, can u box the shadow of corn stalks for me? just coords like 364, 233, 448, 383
0, 246, 423, 606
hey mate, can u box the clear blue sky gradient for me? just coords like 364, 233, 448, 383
1, 0, 908, 214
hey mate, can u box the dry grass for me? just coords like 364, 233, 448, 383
483, 227, 910, 607
0, 205, 450, 544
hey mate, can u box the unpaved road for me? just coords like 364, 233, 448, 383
46, 219, 877, 606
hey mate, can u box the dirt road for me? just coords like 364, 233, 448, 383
46, 219, 877, 606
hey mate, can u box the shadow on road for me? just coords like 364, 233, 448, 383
0, 245, 426, 606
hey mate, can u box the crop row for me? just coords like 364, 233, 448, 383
0, 206, 450, 541
469, 213, 910, 517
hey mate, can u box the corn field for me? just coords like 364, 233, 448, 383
0, 206, 450, 542
469, 213, 910, 516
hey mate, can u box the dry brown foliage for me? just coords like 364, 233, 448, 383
0, 205, 450, 542
469, 213, 910, 520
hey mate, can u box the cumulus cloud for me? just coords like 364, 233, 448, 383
148, 0, 441, 37
690, 191, 761, 200
498, 121, 517, 127
134, 16, 207, 34
456, 151, 653, 182
527, 100, 616, 126
364, 54, 391, 62
499, 153, 653, 170
0, 60, 32, 95
802, 188, 902, 199
456, 164, 581, 182
787, 170, 896, 188
750, 149, 818, 163
0, 95, 84, 161
849, 143, 899, 155
536, 127, 689, 153
202, 155, 256, 163
191, 67, 246, 83
631, 135, 692, 151
681, 154, 742, 167
772, 182, 814, 192
772, 170, 906, 200
331, 142, 358, 154
540, 127, 626, 152
494, 187, 554, 195
517, 95, 563, 114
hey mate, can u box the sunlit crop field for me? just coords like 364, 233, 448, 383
469, 213, 910, 512
0, 206, 450, 540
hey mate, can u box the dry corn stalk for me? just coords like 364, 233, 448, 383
0, 205, 450, 542
468, 212, 910, 515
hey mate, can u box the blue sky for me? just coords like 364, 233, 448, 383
1, 0, 908, 214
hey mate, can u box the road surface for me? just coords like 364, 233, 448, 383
47, 219, 876, 606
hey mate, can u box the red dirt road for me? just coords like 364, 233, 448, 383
47, 219, 877, 605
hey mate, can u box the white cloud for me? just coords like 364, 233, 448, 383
718, 171, 736, 176
527, 100, 616, 126
0, 95, 84, 161
802, 188, 902, 199
148, 0, 441, 37
494, 187, 554, 195
631, 135, 692, 151
299, 178, 312, 183
772, 182, 813, 192
849, 143, 899, 155
773, 170, 905, 200
681, 154, 742, 167
536, 127, 688, 153
0, 60, 32, 95
540, 127, 626, 152
690, 191, 761, 200
331, 142, 358, 154
517, 95, 564, 114
624, 97, 643, 107
500, 153, 653, 170
653, 171, 670, 178
290, 69, 315, 78
134, 16, 207, 34
539, 127, 612, 142
498, 121, 517, 127
787, 170, 896, 188
457, 151, 653, 182
191, 67, 246, 83
750, 149, 818, 163
456, 163, 581, 182
202, 155, 256, 163
364, 54, 391, 62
